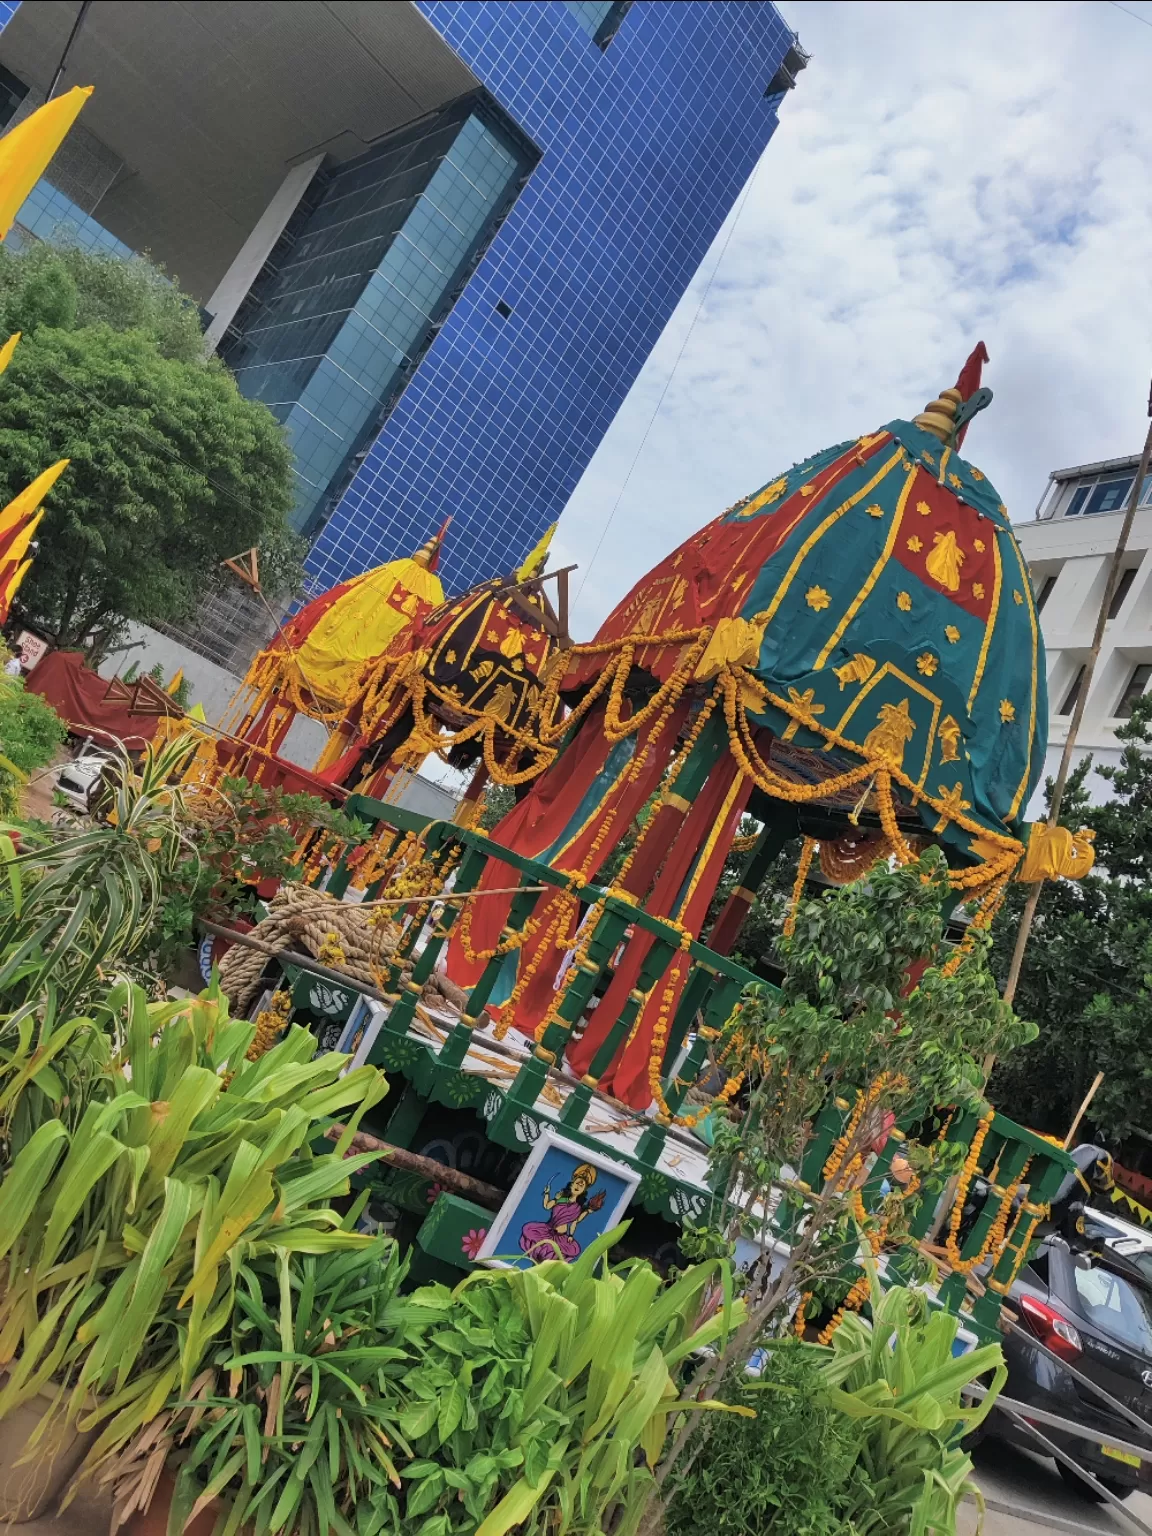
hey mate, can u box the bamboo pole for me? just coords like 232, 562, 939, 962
1064, 1070, 1105, 1149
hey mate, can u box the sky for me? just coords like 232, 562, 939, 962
555, 0, 1152, 636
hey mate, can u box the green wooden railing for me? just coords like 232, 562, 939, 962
285, 797, 1076, 1335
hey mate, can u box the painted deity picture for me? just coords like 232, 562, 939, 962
476, 1132, 640, 1270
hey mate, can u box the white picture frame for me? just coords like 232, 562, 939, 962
475, 1129, 641, 1270
332, 995, 387, 1070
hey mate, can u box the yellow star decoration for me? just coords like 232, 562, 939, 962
917, 500, 931, 516
974, 539, 986, 553
944, 624, 960, 644
1013, 590, 1024, 605
972, 583, 985, 600
922, 451, 936, 467
907, 535, 923, 552
971, 467, 985, 481
1000, 699, 1016, 723
917, 652, 939, 677
948, 473, 962, 489
806, 586, 831, 611
897, 591, 912, 612
445, 649, 457, 664
866, 503, 885, 518
933, 782, 972, 832
800, 483, 815, 497
486, 630, 501, 643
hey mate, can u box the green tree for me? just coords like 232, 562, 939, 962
989, 697, 1152, 1143
0, 245, 301, 657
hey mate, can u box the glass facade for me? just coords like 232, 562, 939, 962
222, 101, 532, 533
11, 178, 134, 259
307, 0, 797, 599
562, 2, 625, 43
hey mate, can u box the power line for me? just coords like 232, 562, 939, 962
1108, 0, 1152, 29
571, 150, 767, 609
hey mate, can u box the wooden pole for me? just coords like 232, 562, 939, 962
325, 1124, 504, 1209
1000, 392, 1152, 1014
1063, 1071, 1105, 1150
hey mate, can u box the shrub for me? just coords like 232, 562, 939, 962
664, 1341, 861, 1536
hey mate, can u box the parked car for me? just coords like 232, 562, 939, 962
1081, 1206, 1152, 1291
989, 1238, 1152, 1500
54, 748, 114, 813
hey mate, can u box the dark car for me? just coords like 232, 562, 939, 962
990, 1238, 1152, 1500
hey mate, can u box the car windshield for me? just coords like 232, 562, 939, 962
1073, 1263, 1152, 1356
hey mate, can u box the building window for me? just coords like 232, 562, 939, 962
1058, 665, 1087, 717
1108, 565, 1139, 620
1035, 574, 1058, 612
1115, 664, 1152, 719
0, 63, 27, 130
562, 1, 630, 47
1065, 475, 1138, 517
222, 97, 536, 534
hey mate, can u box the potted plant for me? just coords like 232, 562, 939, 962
97, 1229, 744, 1536
0, 977, 388, 1520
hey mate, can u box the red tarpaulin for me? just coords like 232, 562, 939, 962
26, 650, 175, 749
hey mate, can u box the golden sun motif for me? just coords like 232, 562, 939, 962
917, 500, 931, 516
867, 503, 885, 518
944, 624, 960, 643
1000, 699, 1016, 723
907, 536, 923, 552
974, 539, 985, 553
800, 483, 815, 497
916, 652, 939, 677
806, 586, 831, 611
972, 583, 985, 600
948, 473, 962, 489
897, 591, 912, 612
971, 468, 985, 481
921, 451, 936, 467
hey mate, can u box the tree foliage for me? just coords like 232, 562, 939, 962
990, 696, 1152, 1143
0, 244, 302, 656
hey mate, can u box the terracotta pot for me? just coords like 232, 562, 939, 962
118, 1468, 222, 1536
0, 1383, 95, 1522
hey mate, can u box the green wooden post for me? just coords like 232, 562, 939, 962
707, 809, 796, 954
634, 969, 743, 1168
559, 932, 679, 1133
501, 902, 631, 1118
376, 843, 488, 1038
438, 877, 551, 1071
798, 1096, 853, 1192
937, 1132, 1026, 1315
972, 1144, 1070, 1333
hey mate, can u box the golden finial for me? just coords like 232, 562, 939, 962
913, 386, 962, 444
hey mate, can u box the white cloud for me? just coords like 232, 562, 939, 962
559, 0, 1152, 633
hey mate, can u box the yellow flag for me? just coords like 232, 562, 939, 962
0, 555, 32, 622
0, 459, 69, 544
0, 332, 20, 376
0, 87, 93, 240
516, 521, 556, 581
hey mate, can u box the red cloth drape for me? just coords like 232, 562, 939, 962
567, 759, 753, 1105
444, 706, 685, 1020
26, 650, 168, 749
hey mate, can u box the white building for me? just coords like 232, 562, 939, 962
1015, 454, 1152, 813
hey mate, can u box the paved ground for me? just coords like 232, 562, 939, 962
965, 1437, 1152, 1534
13, 1440, 1152, 1536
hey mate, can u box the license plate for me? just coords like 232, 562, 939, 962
1101, 1444, 1141, 1468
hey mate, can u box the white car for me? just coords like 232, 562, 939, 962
1081, 1205, 1152, 1287
54, 750, 114, 813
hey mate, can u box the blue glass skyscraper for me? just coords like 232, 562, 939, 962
0, 0, 802, 663
305, 0, 801, 597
